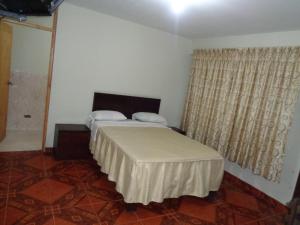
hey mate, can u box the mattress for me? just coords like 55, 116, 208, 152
89, 121, 224, 204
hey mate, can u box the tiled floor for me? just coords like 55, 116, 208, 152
0, 130, 42, 152
0, 151, 287, 225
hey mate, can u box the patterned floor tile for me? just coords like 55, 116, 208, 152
22, 178, 72, 204
135, 201, 176, 220
42, 154, 60, 170
173, 213, 216, 225
50, 189, 92, 210
7, 191, 51, 213
89, 174, 116, 191
4, 206, 55, 225
7, 176, 75, 212
8, 175, 91, 213
135, 206, 164, 220
225, 189, 259, 211
0, 205, 6, 225
162, 192, 225, 214
0, 151, 289, 225
141, 214, 180, 225
23, 154, 47, 170
48, 171, 89, 189
0, 192, 7, 205
6, 152, 45, 176
88, 196, 109, 208
120, 222, 142, 225
178, 198, 218, 223
90, 203, 110, 219
0, 151, 41, 162
85, 175, 123, 202
5, 206, 27, 225
114, 210, 138, 225
223, 188, 276, 224
72, 160, 99, 175
96, 201, 140, 225
0, 153, 10, 163
8, 169, 37, 190
9, 162, 43, 179
48, 161, 79, 178
0, 162, 10, 175
233, 213, 262, 225
272, 202, 289, 216
246, 215, 285, 225
0, 167, 9, 182
0, 177, 9, 199
0, 197, 7, 213
53, 207, 99, 225
223, 172, 289, 217
79, 170, 108, 186
174, 201, 235, 225
19, 154, 59, 172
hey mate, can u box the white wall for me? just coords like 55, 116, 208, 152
192, 30, 300, 205
192, 30, 300, 49
46, 3, 192, 146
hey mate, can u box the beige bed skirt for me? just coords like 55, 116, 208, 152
90, 127, 224, 205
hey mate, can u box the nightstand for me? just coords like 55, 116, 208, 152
170, 127, 186, 135
53, 124, 91, 160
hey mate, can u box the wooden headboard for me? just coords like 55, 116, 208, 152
92, 92, 161, 119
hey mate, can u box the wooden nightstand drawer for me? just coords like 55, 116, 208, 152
53, 124, 91, 160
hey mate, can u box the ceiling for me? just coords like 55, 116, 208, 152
66, 0, 300, 39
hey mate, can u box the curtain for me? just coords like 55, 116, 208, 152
182, 47, 300, 182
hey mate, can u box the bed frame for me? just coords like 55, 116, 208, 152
92, 92, 161, 118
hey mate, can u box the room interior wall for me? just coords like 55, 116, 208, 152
46, 3, 192, 147
7, 25, 51, 131
192, 30, 300, 205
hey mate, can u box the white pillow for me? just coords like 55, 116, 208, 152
90, 110, 127, 121
132, 112, 168, 126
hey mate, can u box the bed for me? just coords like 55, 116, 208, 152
89, 92, 224, 206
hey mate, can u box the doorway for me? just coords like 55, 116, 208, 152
0, 15, 57, 152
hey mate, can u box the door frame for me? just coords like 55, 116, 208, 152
0, 22, 13, 142
1, 11, 58, 151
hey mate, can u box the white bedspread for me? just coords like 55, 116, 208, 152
89, 120, 167, 141
89, 121, 224, 205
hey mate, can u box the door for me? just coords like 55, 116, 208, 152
0, 21, 13, 141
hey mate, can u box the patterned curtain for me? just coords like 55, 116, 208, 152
182, 47, 300, 182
